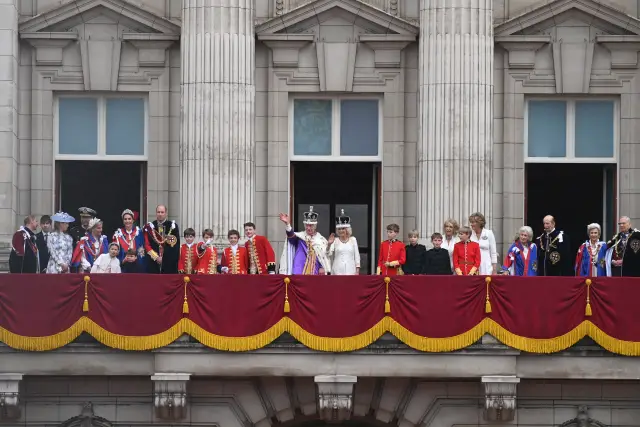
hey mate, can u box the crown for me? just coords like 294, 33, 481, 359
303, 206, 319, 225
336, 209, 351, 229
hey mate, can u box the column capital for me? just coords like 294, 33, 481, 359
0, 373, 23, 421
481, 375, 520, 422
314, 375, 357, 423
151, 373, 190, 420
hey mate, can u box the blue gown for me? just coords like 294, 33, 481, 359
575, 241, 608, 277
501, 241, 538, 276
113, 227, 146, 271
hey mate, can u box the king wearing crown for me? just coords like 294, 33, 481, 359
278, 207, 331, 275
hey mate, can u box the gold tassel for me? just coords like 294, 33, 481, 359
83, 276, 90, 312
284, 277, 291, 313
384, 277, 391, 314
585, 278, 592, 317
485, 276, 492, 314
183, 276, 190, 314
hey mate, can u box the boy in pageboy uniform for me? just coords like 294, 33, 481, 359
377, 223, 406, 276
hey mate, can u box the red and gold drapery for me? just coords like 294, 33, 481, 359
0, 274, 639, 355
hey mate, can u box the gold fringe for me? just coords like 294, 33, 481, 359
83, 276, 90, 312
287, 317, 387, 352
284, 277, 291, 313
484, 276, 492, 314
186, 318, 287, 352
585, 278, 592, 317
384, 277, 391, 313
182, 276, 190, 314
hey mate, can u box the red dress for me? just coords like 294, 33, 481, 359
197, 243, 220, 275
221, 246, 249, 275
178, 243, 198, 274
245, 235, 276, 274
377, 239, 406, 276
452, 241, 481, 275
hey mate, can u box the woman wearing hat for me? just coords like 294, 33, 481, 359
327, 210, 360, 275
46, 212, 75, 274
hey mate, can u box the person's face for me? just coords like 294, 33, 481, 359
338, 228, 347, 238
459, 232, 469, 242
185, 235, 195, 244
59, 222, 69, 232
125, 254, 136, 262
409, 235, 418, 245
432, 237, 443, 248
543, 218, 554, 232
619, 218, 630, 233
305, 223, 316, 235
28, 218, 39, 231
589, 228, 600, 241
109, 245, 119, 257
41, 221, 52, 232
228, 234, 239, 245
519, 231, 530, 244
444, 224, 454, 236
81, 216, 90, 227
92, 223, 103, 236
123, 214, 134, 229
387, 229, 398, 240
244, 226, 255, 238
156, 206, 167, 222
470, 218, 480, 231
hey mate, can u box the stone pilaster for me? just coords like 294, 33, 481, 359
417, 0, 493, 237
0, 0, 19, 242
180, 0, 255, 240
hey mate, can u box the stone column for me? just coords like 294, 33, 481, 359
417, 0, 493, 238
0, 0, 19, 243
180, 0, 255, 241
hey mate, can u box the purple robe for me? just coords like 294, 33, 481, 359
287, 229, 323, 275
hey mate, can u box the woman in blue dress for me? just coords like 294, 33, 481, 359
112, 209, 146, 271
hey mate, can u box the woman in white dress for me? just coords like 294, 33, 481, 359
440, 218, 460, 269
46, 212, 75, 274
326, 210, 360, 275
469, 212, 498, 275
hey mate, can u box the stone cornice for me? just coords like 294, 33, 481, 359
359, 34, 416, 68
21, 33, 78, 66
258, 34, 315, 68
123, 33, 178, 67
596, 35, 640, 69
496, 35, 551, 69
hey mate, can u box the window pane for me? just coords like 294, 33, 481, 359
527, 101, 566, 157
575, 101, 614, 158
106, 98, 145, 155
340, 100, 379, 156
58, 98, 98, 155
293, 99, 332, 156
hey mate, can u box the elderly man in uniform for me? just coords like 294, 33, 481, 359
69, 207, 97, 244
606, 216, 640, 277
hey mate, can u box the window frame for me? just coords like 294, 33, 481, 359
524, 97, 619, 164
54, 93, 149, 161
289, 94, 383, 162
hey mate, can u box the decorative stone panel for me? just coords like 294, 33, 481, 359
151, 373, 190, 420
481, 375, 520, 422
0, 374, 22, 421
315, 375, 357, 423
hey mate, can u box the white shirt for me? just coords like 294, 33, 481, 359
470, 228, 498, 275
90, 254, 121, 274
327, 237, 360, 275
441, 235, 460, 268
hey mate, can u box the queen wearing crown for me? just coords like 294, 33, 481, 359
279, 207, 331, 275
327, 210, 360, 275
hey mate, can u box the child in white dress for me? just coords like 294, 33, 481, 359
90, 243, 122, 274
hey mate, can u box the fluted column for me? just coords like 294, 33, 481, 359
417, 0, 493, 236
180, 0, 255, 241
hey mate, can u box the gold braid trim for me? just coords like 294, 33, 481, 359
3, 317, 640, 355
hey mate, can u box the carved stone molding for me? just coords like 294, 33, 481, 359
21, 32, 78, 66
560, 405, 607, 427
481, 375, 520, 422
597, 35, 640, 69
61, 402, 112, 427
0, 374, 22, 421
496, 36, 551, 69
258, 34, 314, 68
124, 33, 178, 67
360, 34, 415, 68
315, 375, 357, 423
151, 373, 190, 420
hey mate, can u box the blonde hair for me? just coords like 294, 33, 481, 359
459, 226, 472, 236
408, 230, 419, 238
443, 218, 460, 233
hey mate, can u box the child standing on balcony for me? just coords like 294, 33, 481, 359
453, 226, 481, 276
221, 229, 248, 274
425, 233, 453, 275
90, 243, 122, 274
377, 223, 406, 276
178, 228, 198, 274
197, 229, 222, 274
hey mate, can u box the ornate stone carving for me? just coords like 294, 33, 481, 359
560, 406, 607, 427
314, 375, 357, 423
60, 402, 112, 427
151, 374, 190, 420
0, 374, 22, 421
481, 376, 520, 422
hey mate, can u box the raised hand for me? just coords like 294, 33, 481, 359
279, 213, 290, 224
328, 233, 335, 245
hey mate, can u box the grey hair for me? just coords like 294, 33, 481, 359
620, 216, 631, 223
587, 223, 601, 235
519, 226, 533, 239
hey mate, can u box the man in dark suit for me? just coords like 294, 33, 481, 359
35, 215, 52, 273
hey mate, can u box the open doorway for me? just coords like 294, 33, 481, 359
525, 163, 616, 256
291, 161, 380, 274
56, 160, 146, 237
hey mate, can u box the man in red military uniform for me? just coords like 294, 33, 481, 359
221, 229, 249, 274
377, 223, 406, 276
244, 222, 276, 274
453, 226, 481, 275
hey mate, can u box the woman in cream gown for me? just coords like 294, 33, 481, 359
327, 210, 360, 275
469, 212, 498, 275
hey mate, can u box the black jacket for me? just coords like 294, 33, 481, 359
425, 248, 453, 275
404, 244, 427, 275
35, 231, 51, 273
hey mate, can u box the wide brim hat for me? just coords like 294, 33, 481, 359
51, 212, 75, 223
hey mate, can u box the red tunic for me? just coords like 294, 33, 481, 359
377, 239, 406, 276
221, 246, 249, 275
452, 241, 481, 275
245, 235, 276, 274
197, 242, 219, 275
178, 243, 198, 274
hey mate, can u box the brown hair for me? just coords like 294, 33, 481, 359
431, 232, 443, 240
459, 226, 472, 236
228, 229, 240, 238
243, 222, 256, 229
468, 212, 486, 229
202, 228, 214, 238
386, 223, 400, 233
